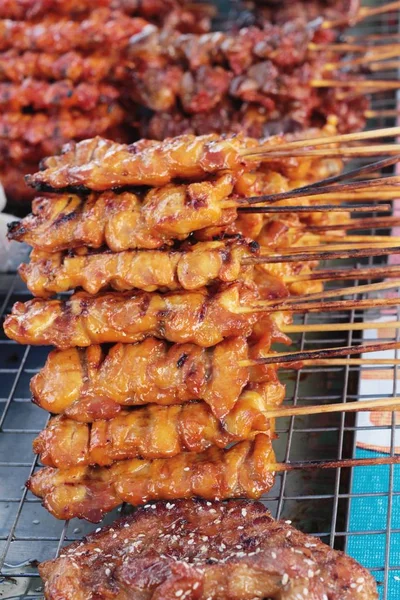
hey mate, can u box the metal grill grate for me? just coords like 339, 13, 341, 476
1, 3, 400, 599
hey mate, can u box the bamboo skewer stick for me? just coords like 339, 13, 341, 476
264, 397, 400, 420
257, 242, 400, 254
307, 216, 400, 231
256, 280, 400, 307
242, 126, 400, 157
252, 146, 400, 159
244, 297, 400, 314
243, 246, 400, 264
367, 109, 400, 118
238, 203, 392, 214
239, 341, 400, 366
321, 234, 400, 243
313, 79, 400, 91
272, 456, 400, 471
282, 320, 400, 334
303, 358, 400, 366
293, 155, 400, 191
240, 177, 400, 205
284, 265, 400, 283
323, 1, 400, 29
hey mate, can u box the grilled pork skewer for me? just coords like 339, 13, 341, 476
33, 386, 278, 468
27, 433, 276, 521
3, 284, 264, 349
27, 128, 399, 192
33, 393, 400, 470
19, 239, 258, 296
30, 332, 288, 419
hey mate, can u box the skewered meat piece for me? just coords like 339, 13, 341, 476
0, 1, 212, 32
39, 499, 378, 600
0, 0, 191, 19
0, 80, 119, 111
33, 386, 281, 467
0, 9, 150, 53
27, 433, 275, 521
19, 238, 258, 297
8, 176, 237, 251
4, 283, 263, 349
30, 325, 288, 418
26, 134, 258, 191
0, 50, 122, 83
0, 105, 125, 147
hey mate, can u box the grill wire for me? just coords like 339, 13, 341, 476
0, 2, 400, 599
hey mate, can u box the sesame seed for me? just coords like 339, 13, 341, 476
96, 528, 101, 533
206, 502, 212, 506
357, 585, 364, 593
166, 503, 175, 509
193, 583, 200, 590
271, 552, 277, 559
350, 583, 357, 589
241, 509, 247, 517
238, 526, 244, 530
94, 548, 102, 553
175, 590, 183, 597
307, 570, 314, 578
105, 568, 111, 576
282, 573, 289, 585
188, 539, 194, 545
285, 520, 292, 524
357, 577, 365, 583
124, 523, 130, 528
112, 534, 117, 539
184, 467, 190, 471
322, 595, 328, 600
286, 531, 292, 538
303, 589, 309, 596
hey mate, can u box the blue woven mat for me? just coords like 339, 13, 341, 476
348, 448, 400, 599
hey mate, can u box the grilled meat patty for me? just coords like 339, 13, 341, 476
39, 498, 377, 600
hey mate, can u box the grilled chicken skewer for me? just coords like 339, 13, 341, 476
33, 387, 278, 468
27, 433, 275, 521
3, 284, 265, 349
30, 332, 288, 419
0, 9, 149, 53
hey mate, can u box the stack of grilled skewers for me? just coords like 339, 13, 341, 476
4, 126, 400, 525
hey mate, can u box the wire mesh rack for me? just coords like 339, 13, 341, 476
1, 2, 400, 600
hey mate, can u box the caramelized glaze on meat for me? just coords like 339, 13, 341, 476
33, 387, 279, 467
27, 433, 276, 521
30, 336, 252, 418
4, 284, 262, 349
0, 9, 149, 52
0, 105, 124, 146
19, 239, 257, 297
0, 80, 119, 111
39, 499, 378, 599
9, 175, 236, 251
26, 134, 258, 191
0, 49, 121, 83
